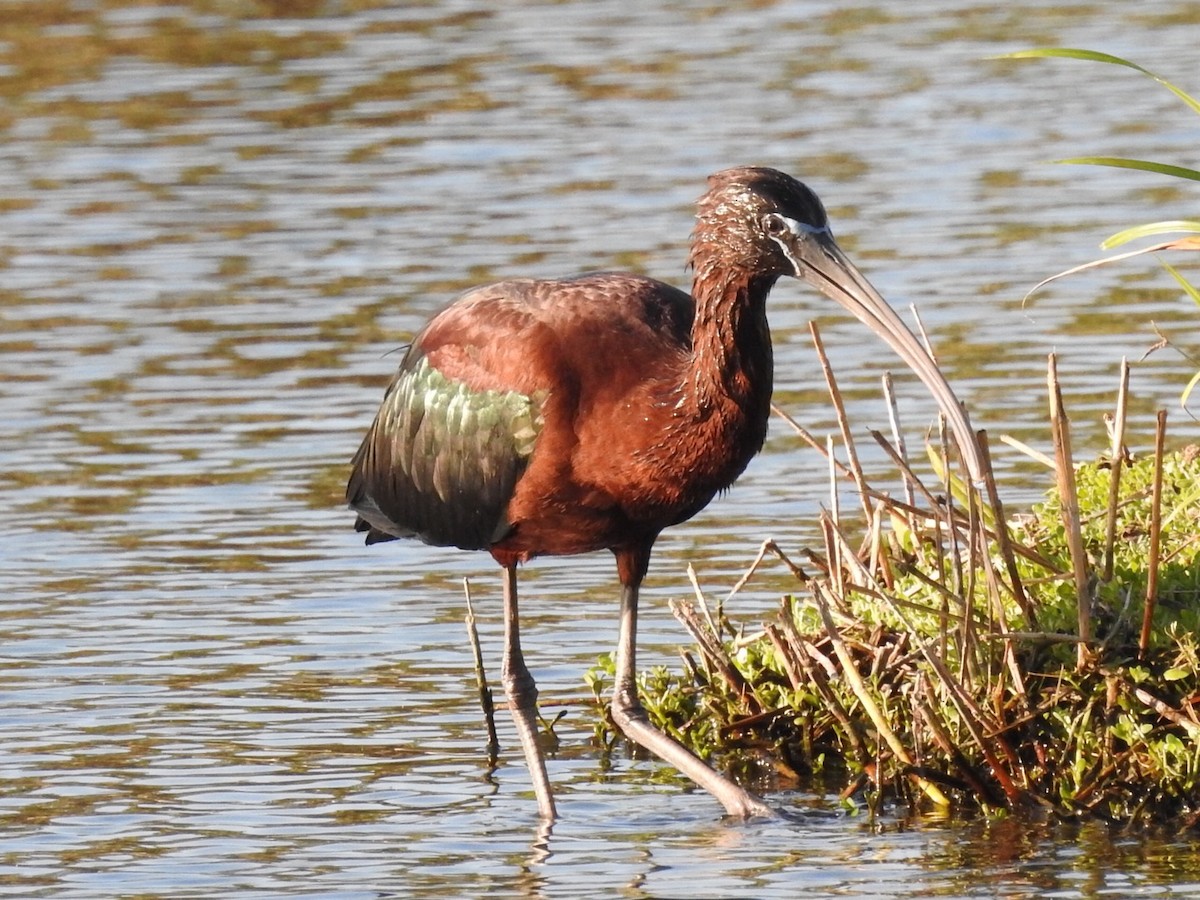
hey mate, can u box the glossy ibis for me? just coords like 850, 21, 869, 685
347, 166, 980, 820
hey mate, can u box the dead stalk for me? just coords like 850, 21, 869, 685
723, 539, 810, 608
825, 438, 846, 601
937, 416, 967, 625
1138, 409, 1167, 660
910, 303, 935, 360
1103, 358, 1131, 581
670, 598, 764, 715
978, 431, 1035, 624
771, 402, 855, 479
811, 582, 951, 807
811, 321, 873, 522
882, 371, 915, 506
686, 563, 722, 638
867, 429, 953, 523
463, 578, 500, 763
1131, 683, 1200, 739
1047, 354, 1092, 668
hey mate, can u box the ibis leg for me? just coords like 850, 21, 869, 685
500, 564, 557, 820
609, 576, 774, 819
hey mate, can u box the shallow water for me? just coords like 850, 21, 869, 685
3, 1, 1200, 897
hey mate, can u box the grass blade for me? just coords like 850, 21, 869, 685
1056, 157, 1200, 183
1180, 369, 1200, 414
1101, 220, 1200, 249
997, 48, 1200, 115
1161, 258, 1200, 306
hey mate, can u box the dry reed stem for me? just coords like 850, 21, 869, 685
764, 621, 806, 690
956, 447, 979, 685
771, 402, 854, 479
867, 430, 953, 521
824, 440, 847, 602
978, 431, 1035, 624
910, 303, 935, 361
979, 631, 1093, 644
1138, 409, 1168, 659
886, 566, 971, 625
462, 578, 500, 763
867, 498, 896, 589
811, 322, 874, 523
1131, 684, 1200, 739
670, 598, 765, 716
936, 418, 970, 655
999, 434, 1056, 468
882, 371, 916, 506
1047, 354, 1092, 668
916, 687, 1002, 805
766, 619, 869, 763
686, 563, 722, 638
810, 581, 951, 807
1103, 358, 1131, 581
722, 539, 810, 618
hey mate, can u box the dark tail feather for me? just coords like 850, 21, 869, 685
355, 515, 399, 545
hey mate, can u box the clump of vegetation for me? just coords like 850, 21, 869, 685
587, 349, 1200, 826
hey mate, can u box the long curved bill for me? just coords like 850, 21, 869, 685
794, 231, 987, 486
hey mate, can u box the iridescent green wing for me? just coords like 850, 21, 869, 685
348, 353, 543, 551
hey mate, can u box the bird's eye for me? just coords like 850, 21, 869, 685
762, 214, 789, 237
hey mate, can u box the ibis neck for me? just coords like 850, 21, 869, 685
688, 267, 777, 411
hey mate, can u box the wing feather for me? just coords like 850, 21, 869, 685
347, 351, 543, 551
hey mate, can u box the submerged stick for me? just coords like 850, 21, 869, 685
1138, 409, 1167, 660
463, 578, 500, 763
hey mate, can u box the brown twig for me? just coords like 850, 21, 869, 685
463, 578, 500, 763
810, 581, 950, 807
771, 402, 854, 480
670, 598, 764, 715
811, 321, 873, 523
1138, 409, 1167, 660
1047, 354, 1092, 669
1103, 358, 1131, 582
